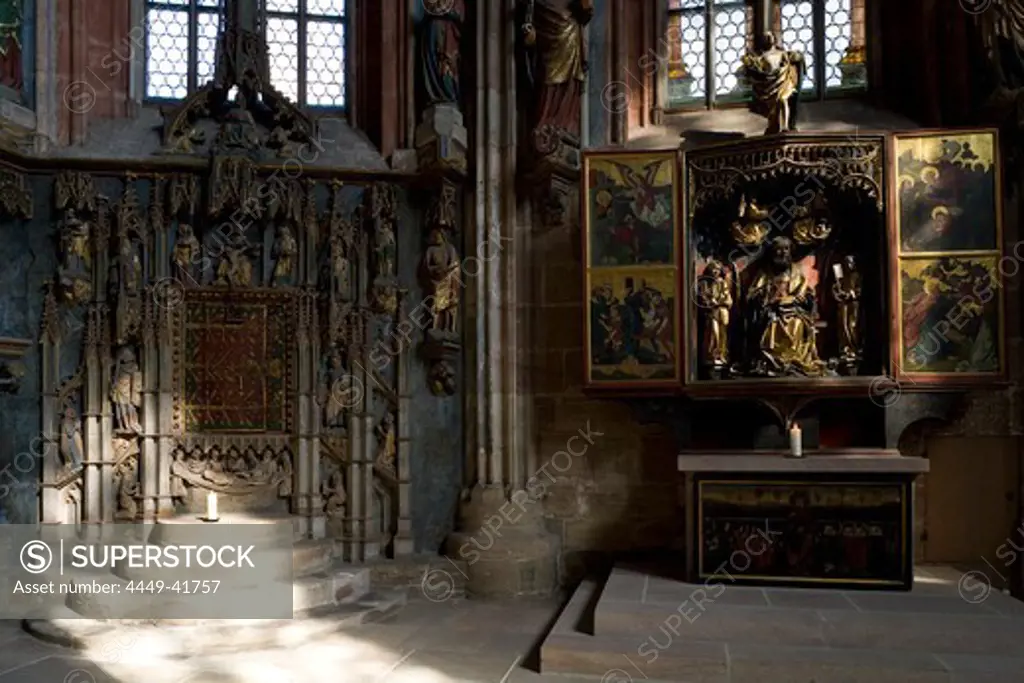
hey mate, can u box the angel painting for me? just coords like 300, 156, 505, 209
586, 153, 675, 267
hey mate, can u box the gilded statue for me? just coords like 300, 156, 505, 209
375, 412, 397, 479
730, 195, 771, 246
111, 347, 143, 433
424, 228, 460, 335
59, 403, 84, 471
215, 245, 253, 286
697, 260, 733, 369
744, 237, 825, 376
271, 224, 297, 286
739, 33, 805, 135
521, 0, 594, 140
173, 223, 200, 281
792, 194, 831, 245
832, 255, 861, 363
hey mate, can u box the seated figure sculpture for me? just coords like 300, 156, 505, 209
743, 237, 826, 377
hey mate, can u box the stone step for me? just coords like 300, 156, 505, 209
366, 554, 468, 600
594, 589, 1024, 655
542, 631, 1024, 682
24, 587, 407, 658
293, 564, 371, 612
292, 539, 335, 577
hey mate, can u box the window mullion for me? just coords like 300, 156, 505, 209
705, 0, 715, 109
298, 1, 307, 106
813, 0, 826, 99
188, 0, 199, 93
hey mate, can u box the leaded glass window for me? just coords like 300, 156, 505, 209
666, 0, 866, 111
145, 0, 347, 108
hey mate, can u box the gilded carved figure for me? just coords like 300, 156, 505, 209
424, 228, 460, 335
522, 0, 594, 140
739, 33, 805, 135
216, 245, 254, 286
833, 255, 862, 362
173, 223, 201, 281
697, 260, 733, 368
271, 224, 297, 286
59, 209, 93, 304
730, 195, 771, 246
744, 237, 825, 376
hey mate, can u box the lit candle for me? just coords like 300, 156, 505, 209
789, 423, 803, 458
206, 492, 219, 522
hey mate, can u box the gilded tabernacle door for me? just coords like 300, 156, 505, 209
889, 129, 1006, 384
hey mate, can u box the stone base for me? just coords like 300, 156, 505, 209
415, 103, 468, 176
443, 486, 560, 599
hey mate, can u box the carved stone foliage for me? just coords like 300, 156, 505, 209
170, 441, 293, 497
158, 0, 315, 159
421, 179, 461, 396
0, 169, 32, 219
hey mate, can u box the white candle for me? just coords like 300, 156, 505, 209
789, 423, 803, 458
206, 492, 219, 521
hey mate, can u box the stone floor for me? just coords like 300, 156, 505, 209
0, 565, 1022, 683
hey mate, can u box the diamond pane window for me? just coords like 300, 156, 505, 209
265, 0, 347, 108
145, 0, 347, 108
667, 0, 866, 111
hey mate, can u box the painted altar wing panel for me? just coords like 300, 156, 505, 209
582, 149, 684, 389
889, 128, 1005, 384
585, 152, 677, 267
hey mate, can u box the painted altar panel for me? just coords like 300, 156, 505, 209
177, 290, 295, 433
890, 129, 1005, 382
588, 267, 678, 382
697, 479, 910, 589
583, 150, 682, 388
898, 256, 1000, 374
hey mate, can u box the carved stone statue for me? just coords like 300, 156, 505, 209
375, 412, 397, 479
419, 0, 465, 105
111, 347, 143, 433
743, 237, 825, 376
271, 224, 297, 286
119, 238, 142, 295
330, 234, 353, 301
58, 209, 92, 304
323, 464, 346, 517
173, 223, 201, 281
521, 0, 594, 140
114, 458, 139, 521
318, 347, 351, 430
697, 260, 733, 369
374, 220, 397, 279
739, 33, 805, 135
216, 245, 253, 286
59, 403, 84, 470
424, 228, 460, 335
832, 255, 862, 364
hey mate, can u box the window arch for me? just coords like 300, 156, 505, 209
665, 0, 866, 110
144, 0, 347, 108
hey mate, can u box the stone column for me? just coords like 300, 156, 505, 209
443, 0, 559, 599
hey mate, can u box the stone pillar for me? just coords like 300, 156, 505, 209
443, 0, 559, 599
39, 293, 65, 523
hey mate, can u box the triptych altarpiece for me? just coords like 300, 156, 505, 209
582, 129, 1006, 395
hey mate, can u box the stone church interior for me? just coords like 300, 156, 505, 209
1, 0, 1024, 681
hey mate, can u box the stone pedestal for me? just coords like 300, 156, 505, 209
415, 104, 468, 175
444, 485, 560, 598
